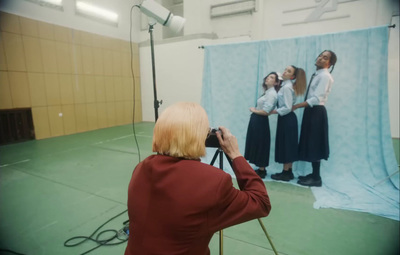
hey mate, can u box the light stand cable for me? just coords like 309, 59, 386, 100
130, 4, 141, 162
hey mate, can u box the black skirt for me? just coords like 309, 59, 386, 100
244, 113, 271, 167
275, 112, 299, 163
298, 106, 329, 162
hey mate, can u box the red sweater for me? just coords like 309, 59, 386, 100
124, 155, 271, 255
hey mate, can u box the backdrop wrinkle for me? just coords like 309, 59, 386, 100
201, 26, 399, 221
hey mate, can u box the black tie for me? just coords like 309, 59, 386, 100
304, 73, 316, 101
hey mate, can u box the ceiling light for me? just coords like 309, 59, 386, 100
76, 1, 118, 24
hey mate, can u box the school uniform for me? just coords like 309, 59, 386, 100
244, 87, 277, 167
275, 80, 299, 163
298, 68, 334, 162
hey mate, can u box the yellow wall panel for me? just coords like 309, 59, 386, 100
73, 75, 86, 104
23, 36, 44, 72
0, 12, 21, 34
40, 39, 58, 73
111, 38, 120, 51
121, 53, 131, 77
113, 77, 123, 101
2, 32, 26, 72
123, 101, 133, 125
106, 102, 116, 127
103, 50, 113, 76
27, 73, 47, 107
93, 48, 104, 75
44, 74, 61, 105
84, 75, 96, 103
0, 35, 7, 71
38, 21, 54, 40
19, 17, 39, 37
71, 44, 83, 74
86, 103, 98, 131
115, 101, 125, 126
96, 102, 107, 129
59, 74, 74, 105
122, 77, 135, 101
94, 76, 106, 102
133, 100, 142, 123
75, 104, 88, 132
61, 104, 77, 135
81, 45, 94, 74
54, 26, 72, 43
104, 76, 115, 102
79, 31, 93, 47
56, 42, 73, 74
132, 54, 140, 78
102, 36, 113, 50
32, 106, 51, 139
112, 51, 122, 76
0, 71, 12, 109
91, 34, 103, 48
8, 72, 30, 108
48, 105, 64, 137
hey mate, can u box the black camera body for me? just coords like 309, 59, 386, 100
205, 128, 221, 148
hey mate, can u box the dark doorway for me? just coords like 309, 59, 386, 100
0, 108, 35, 145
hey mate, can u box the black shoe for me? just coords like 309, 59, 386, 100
298, 174, 313, 180
255, 169, 267, 178
297, 177, 322, 187
271, 170, 294, 182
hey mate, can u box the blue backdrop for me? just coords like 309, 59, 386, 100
201, 26, 399, 221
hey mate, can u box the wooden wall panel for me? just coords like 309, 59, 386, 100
28, 73, 47, 107
48, 105, 64, 137
8, 72, 30, 108
61, 104, 77, 135
32, 106, 51, 139
0, 71, 12, 109
86, 103, 98, 131
23, 36, 43, 72
2, 32, 26, 71
75, 104, 88, 132
59, 74, 74, 105
44, 74, 61, 106
19, 17, 38, 37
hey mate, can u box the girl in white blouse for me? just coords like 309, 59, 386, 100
270, 65, 306, 181
244, 72, 280, 178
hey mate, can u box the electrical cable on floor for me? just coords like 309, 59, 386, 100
63, 209, 129, 255
130, 4, 142, 163
0, 249, 26, 255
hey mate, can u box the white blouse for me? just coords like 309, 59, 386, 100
305, 68, 334, 107
256, 87, 277, 114
276, 80, 296, 116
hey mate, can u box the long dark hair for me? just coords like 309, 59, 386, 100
262, 72, 281, 92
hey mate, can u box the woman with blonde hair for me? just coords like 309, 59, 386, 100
125, 102, 271, 255
270, 65, 306, 181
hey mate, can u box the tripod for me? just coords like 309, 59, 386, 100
209, 148, 279, 255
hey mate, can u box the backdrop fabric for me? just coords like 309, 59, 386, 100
201, 26, 399, 221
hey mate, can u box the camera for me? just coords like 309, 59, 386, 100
205, 128, 221, 148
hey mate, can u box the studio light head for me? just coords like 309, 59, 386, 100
139, 0, 185, 33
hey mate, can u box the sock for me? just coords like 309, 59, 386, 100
312, 162, 320, 179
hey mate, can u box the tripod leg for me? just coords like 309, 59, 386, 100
257, 218, 279, 255
210, 149, 221, 166
219, 229, 223, 255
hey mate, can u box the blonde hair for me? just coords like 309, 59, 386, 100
291, 66, 307, 96
152, 102, 210, 159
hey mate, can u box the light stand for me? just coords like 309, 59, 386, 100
148, 23, 161, 121
138, 0, 185, 122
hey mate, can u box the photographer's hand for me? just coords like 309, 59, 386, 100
216, 126, 241, 160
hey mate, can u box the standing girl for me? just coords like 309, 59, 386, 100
270, 66, 306, 181
244, 72, 280, 178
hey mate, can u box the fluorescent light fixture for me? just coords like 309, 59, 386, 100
76, 1, 119, 24
24, 0, 63, 10
210, 0, 257, 18
139, 0, 185, 34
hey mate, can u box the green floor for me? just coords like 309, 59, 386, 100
0, 122, 399, 255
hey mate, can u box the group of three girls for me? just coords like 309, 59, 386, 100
244, 50, 337, 187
